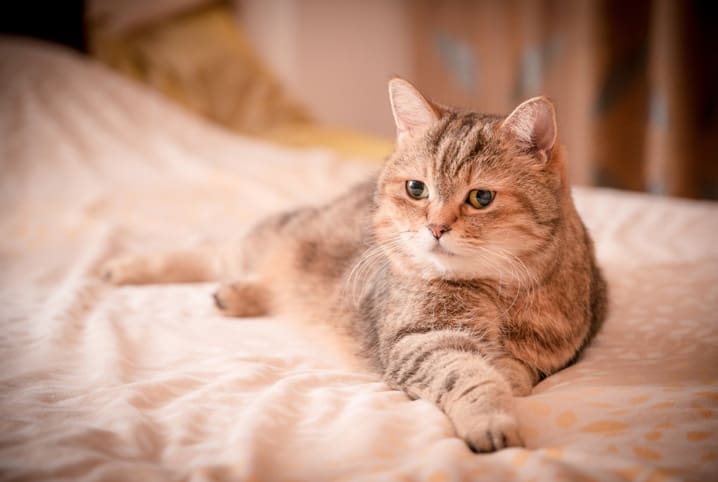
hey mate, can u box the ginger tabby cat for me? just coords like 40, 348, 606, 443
105, 78, 607, 452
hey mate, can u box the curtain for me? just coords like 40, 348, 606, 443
413, 0, 718, 199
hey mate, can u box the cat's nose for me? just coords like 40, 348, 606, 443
427, 224, 451, 239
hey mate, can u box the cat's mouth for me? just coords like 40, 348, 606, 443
430, 243, 456, 257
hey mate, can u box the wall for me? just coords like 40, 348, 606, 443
238, 0, 412, 137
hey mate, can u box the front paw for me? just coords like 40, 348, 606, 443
460, 412, 523, 453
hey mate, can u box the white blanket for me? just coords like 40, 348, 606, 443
1, 38, 717, 482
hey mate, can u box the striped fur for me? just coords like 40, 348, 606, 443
105, 81, 607, 453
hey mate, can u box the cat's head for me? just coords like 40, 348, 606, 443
373, 78, 568, 282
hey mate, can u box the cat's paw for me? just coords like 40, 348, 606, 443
102, 255, 147, 285
213, 282, 269, 317
461, 412, 523, 453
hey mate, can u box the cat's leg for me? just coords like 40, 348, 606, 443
213, 280, 271, 317
103, 247, 222, 285
382, 330, 522, 452
492, 357, 540, 397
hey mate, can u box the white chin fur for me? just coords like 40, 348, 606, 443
404, 231, 519, 281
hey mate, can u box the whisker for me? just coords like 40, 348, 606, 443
343, 235, 406, 306
468, 243, 538, 316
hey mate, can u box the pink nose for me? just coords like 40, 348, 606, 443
427, 224, 451, 239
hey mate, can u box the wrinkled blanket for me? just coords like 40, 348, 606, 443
1, 38, 717, 482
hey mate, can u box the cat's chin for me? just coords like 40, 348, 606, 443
430, 244, 457, 257
413, 247, 520, 282
396, 233, 513, 281
414, 251, 480, 280
399, 241, 477, 280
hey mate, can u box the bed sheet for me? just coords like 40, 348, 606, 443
1, 38, 717, 482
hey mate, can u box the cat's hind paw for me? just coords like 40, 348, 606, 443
102, 255, 149, 285
212, 291, 227, 310
213, 281, 270, 317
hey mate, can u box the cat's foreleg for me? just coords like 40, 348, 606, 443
492, 357, 539, 397
381, 329, 522, 452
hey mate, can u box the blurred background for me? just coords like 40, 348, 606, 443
2, 0, 717, 199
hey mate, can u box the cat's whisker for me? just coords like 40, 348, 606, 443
456, 241, 513, 283
493, 247, 539, 314
469, 244, 532, 315
345, 251, 384, 302
344, 237, 405, 306
349, 250, 398, 306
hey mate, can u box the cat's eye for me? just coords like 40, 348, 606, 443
467, 189, 496, 209
406, 180, 429, 200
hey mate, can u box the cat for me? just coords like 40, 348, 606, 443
104, 78, 607, 453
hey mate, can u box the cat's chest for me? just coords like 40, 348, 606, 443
405, 281, 505, 330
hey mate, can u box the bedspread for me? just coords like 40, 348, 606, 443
1, 38, 717, 482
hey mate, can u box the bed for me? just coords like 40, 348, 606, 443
1, 38, 717, 482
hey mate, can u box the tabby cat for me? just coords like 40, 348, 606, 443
105, 78, 607, 452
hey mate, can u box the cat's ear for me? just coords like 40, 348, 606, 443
388, 78, 441, 143
500, 96, 557, 161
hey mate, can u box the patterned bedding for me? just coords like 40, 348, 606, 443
1, 38, 717, 482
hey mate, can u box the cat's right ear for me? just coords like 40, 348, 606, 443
388, 78, 441, 144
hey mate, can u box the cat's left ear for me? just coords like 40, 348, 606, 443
500, 96, 557, 161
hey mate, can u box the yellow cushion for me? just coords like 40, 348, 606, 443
262, 124, 393, 162
88, 3, 390, 162
88, 3, 309, 135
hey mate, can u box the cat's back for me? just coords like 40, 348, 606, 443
293, 177, 377, 280
244, 176, 377, 284
241, 176, 379, 326
295, 175, 377, 255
